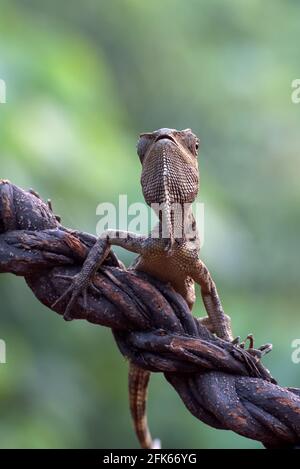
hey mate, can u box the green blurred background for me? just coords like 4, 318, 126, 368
0, 0, 299, 448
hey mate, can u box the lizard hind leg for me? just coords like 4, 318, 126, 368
128, 363, 161, 449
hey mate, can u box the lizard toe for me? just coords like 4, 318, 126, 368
52, 272, 90, 320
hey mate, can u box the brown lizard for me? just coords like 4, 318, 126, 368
52, 128, 233, 448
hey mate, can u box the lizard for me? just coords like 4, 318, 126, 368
52, 128, 233, 448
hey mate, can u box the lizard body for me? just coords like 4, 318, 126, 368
53, 128, 232, 448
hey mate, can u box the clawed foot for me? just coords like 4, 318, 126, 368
198, 318, 272, 360
232, 334, 272, 359
51, 272, 99, 320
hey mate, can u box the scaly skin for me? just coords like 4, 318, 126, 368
52, 128, 233, 449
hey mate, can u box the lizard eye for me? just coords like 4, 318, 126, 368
182, 133, 199, 156
189, 136, 199, 156
178, 129, 199, 156
137, 135, 153, 162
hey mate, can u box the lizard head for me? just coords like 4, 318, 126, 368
136, 128, 199, 246
137, 128, 199, 207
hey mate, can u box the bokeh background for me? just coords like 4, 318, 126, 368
0, 0, 299, 448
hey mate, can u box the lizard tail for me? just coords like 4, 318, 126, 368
128, 362, 161, 449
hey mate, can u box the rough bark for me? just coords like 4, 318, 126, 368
0, 180, 299, 448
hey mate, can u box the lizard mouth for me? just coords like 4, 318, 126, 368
155, 134, 177, 144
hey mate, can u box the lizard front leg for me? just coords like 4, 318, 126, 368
192, 259, 233, 342
51, 230, 148, 320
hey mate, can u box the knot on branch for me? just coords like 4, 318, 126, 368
1, 180, 300, 448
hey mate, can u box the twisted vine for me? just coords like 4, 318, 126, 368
0, 180, 299, 448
